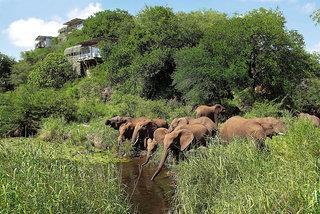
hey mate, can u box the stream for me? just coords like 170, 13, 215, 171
119, 156, 174, 214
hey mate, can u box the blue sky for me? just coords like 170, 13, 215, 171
0, 0, 319, 60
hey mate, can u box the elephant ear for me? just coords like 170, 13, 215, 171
154, 128, 168, 144
178, 129, 194, 151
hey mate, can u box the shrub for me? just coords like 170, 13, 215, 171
244, 101, 282, 118
38, 117, 69, 143
108, 92, 192, 120
38, 117, 118, 150
292, 78, 320, 116
174, 118, 320, 213
10, 61, 33, 87
76, 98, 120, 123
0, 85, 77, 136
28, 53, 76, 88
0, 92, 24, 136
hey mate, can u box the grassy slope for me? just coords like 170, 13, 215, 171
174, 118, 320, 213
0, 138, 130, 213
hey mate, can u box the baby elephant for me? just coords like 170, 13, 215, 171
151, 123, 210, 181
194, 104, 225, 124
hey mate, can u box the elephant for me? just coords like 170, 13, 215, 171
141, 127, 169, 166
219, 116, 286, 149
251, 117, 286, 137
131, 118, 168, 148
151, 123, 210, 181
168, 116, 217, 135
105, 116, 133, 130
195, 104, 225, 124
116, 117, 149, 149
299, 113, 320, 127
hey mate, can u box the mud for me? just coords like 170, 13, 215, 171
119, 156, 174, 214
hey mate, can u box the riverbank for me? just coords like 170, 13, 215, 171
0, 138, 130, 213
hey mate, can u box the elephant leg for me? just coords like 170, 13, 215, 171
255, 139, 266, 151
172, 149, 180, 164
151, 148, 170, 181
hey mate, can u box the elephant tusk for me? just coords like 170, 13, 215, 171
278, 132, 284, 135
133, 138, 139, 145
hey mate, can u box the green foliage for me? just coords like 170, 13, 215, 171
20, 48, 52, 65
76, 76, 105, 99
38, 117, 119, 150
174, 118, 320, 213
292, 78, 320, 116
108, 92, 191, 120
174, 8, 316, 104
244, 101, 282, 118
0, 92, 23, 136
0, 138, 130, 213
28, 53, 76, 88
76, 99, 113, 123
0, 85, 77, 136
83, 9, 134, 40
0, 52, 15, 92
10, 61, 33, 87
312, 9, 320, 24
173, 45, 234, 104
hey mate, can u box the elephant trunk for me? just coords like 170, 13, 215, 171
167, 126, 174, 133
214, 112, 218, 125
151, 149, 169, 181
141, 152, 152, 167
131, 127, 139, 145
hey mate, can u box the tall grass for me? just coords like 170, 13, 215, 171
173, 118, 320, 213
0, 138, 130, 213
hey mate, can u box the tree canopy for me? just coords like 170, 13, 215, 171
0, 6, 319, 136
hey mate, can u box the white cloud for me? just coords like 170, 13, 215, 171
4, 2, 103, 49
302, 2, 316, 14
67, 2, 103, 19
5, 18, 62, 49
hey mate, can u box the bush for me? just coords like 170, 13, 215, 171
244, 101, 282, 118
108, 92, 192, 120
0, 85, 77, 136
174, 118, 320, 213
292, 78, 320, 116
0, 92, 24, 136
39, 117, 118, 150
0, 138, 130, 213
10, 61, 33, 87
28, 53, 76, 89
76, 98, 120, 123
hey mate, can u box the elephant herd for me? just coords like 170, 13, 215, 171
105, 105, 320, 181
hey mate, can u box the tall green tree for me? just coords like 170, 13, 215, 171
173, 8, 317, 104
0, 52, 15, 92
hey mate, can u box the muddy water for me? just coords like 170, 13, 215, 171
119, 157, 174, 214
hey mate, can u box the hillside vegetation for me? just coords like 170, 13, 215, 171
0, 6, 319, 213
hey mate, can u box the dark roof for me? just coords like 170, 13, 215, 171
35, 35, 53, 41
78, 38, 103, 46
63, 18, 84, 26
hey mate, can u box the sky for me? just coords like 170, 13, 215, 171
0, 0, 319, 60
